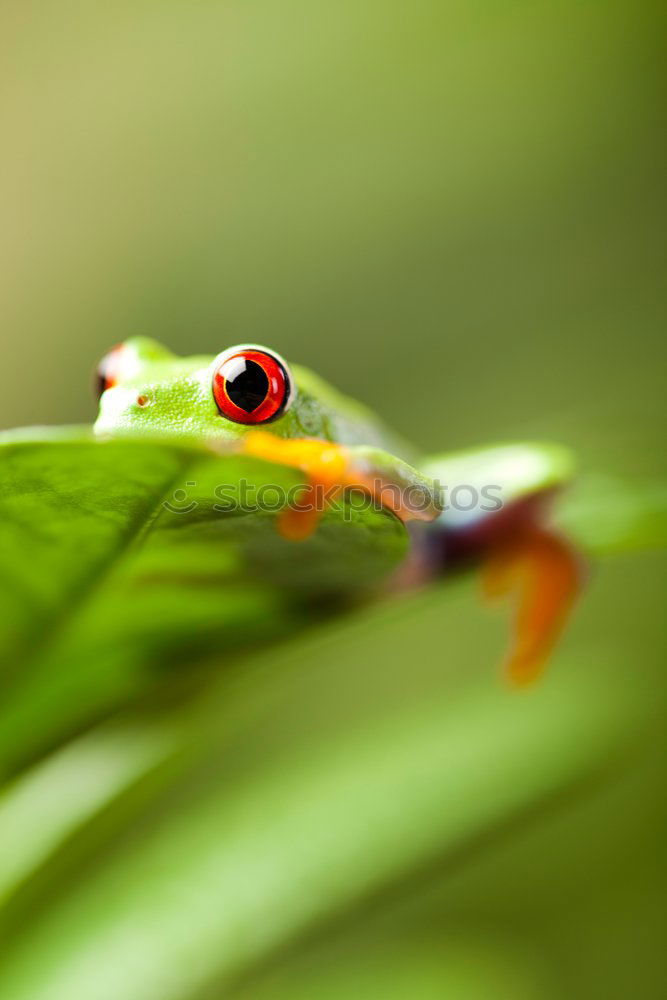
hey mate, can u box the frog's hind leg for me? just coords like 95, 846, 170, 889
482, 523, 582, 685
420, 443, 583, 684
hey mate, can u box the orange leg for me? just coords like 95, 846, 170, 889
239, 430, 437, 540
277, 482, 347, 541
482, 527, 583, 685
240, 432, 351, 539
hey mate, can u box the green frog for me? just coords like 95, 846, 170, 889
94, 337, 581, 684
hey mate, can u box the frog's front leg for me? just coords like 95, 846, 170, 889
239, 430, 442, 539
420, 443, 583, 685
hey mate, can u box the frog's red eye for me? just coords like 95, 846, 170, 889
212, 346, 293, 425
95, 344, 126, 399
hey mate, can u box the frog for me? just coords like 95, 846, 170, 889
94, 336, 582, 685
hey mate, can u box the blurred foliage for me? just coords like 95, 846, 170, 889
0, 1, 665, 998
0, 538, 664, 998
1, 1, 664, 464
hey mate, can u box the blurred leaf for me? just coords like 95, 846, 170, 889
0, 723, 175, 907
557, 472, 667, 554
0, 559, 654, 1000
226, 933, 556, 1000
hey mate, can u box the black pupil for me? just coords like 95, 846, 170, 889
226, 359, 269, 413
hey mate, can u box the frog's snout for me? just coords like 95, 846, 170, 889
94, 384, 157, 433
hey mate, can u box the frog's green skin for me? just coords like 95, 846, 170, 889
95, 336, 575, 548
95, 338, 414, 460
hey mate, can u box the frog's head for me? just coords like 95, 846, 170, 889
93, 337, 440, 532
93, 337, 411, 455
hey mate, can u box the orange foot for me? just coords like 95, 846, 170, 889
239, 431, 435, 541
482, 526, 583, 685
243, 433, 347, 540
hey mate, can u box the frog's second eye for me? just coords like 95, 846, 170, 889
95, 344, 126, 399
212, 346, 293, 425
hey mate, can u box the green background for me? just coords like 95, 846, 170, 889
0, 2, 665, 998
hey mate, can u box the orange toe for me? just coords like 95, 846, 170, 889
483, 527, 583, 685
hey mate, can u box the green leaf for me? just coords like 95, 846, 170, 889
557, 472, 667, 554
0, 431, 408, 777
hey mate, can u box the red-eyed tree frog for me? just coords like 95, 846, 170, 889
94, 337, 582, 685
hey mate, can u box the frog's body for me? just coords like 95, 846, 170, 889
95, 337, 581, 684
